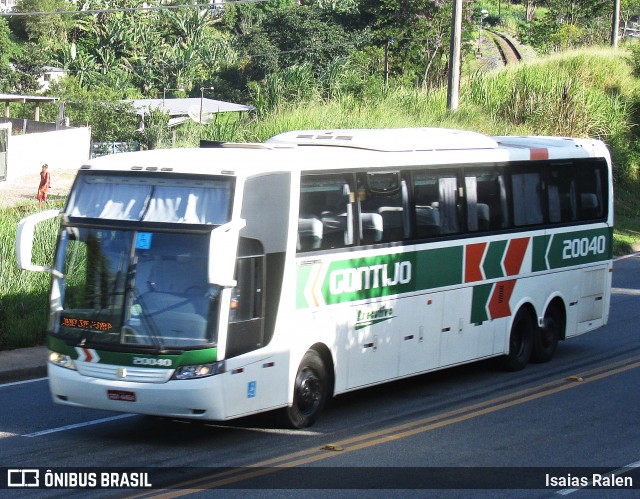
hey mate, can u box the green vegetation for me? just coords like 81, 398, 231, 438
0, 201, 63, 349
2, 48, 640, 349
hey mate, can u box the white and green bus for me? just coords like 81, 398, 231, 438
16, 128, 613, 428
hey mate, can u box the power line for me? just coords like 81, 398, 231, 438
0, 0, 267, 17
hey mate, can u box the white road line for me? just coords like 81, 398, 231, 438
0, 377, 47, 388
611, 287, 640, 296
614, 252, 640, 262
556, 459, 640, 495
22, 414, 136, 438
203, 423, 322, 437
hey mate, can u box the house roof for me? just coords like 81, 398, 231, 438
0, 93, 58, 104
128, 98, 254, 118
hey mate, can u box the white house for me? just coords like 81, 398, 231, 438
38, 67, 66, 93
0, 0, 16, 12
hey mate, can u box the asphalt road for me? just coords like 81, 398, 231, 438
1, 254, 639, 497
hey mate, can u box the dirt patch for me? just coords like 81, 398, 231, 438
0, 168, 78, 209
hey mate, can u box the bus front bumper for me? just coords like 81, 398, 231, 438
48, 363, 227, 420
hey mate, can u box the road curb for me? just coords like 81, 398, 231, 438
0, 345, 48, 384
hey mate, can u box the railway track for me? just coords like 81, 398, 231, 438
486, 29, 523, 65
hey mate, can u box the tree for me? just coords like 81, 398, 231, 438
360, 0, 457, 87
0, 18, 13, 92
244, 6, 357, 76
11, 0, 75, 46
10, 43, 48, 93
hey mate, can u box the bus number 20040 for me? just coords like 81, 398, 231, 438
562, 235, 607, 260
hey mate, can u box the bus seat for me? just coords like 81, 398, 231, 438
378, 206, 404, 241
580, 193, 599, 219
361, 212, 383, 244
321, 213, 350, 248
477, 203, 490, 231
416, 206, 441, 237
298, 217, 323, 250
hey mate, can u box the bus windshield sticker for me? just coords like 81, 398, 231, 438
135, 232, 153, 250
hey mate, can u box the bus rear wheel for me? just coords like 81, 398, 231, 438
500, 308, 534, 371
284, 350, 328, 429
532, 303, 563, 363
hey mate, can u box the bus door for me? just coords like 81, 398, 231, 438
221, 173, 291, 418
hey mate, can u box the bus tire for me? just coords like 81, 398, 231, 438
532, 303, 563, 363
284, 350, 328, 429
500, 307, 534, 371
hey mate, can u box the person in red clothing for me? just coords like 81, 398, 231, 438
37, 163, 51, 208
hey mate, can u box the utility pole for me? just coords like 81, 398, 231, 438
447, 0, 463, 111
612, 0, 621, 47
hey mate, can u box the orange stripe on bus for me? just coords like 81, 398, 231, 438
530, 148, 548, 160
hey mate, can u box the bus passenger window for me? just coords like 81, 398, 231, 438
298, 176, 354, 252
512, 171, 543, 226
413, 174, 460, 237
358, 172, 408, 244
548, 164, 577, 223
465, 171, 509, 232
576, 162, 607, 220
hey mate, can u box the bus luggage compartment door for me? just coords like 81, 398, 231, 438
576, 266, 606, 333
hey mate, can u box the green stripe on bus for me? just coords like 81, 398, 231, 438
47, 335, 217, 366
532, 235, 551, 272
545, 227, 613, 269
414, 246, 464, 290
483, 240, 508, 279
471, 284, 493, 323
296, 228, 612, 309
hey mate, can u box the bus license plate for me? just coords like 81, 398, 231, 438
107, 390, 136, 402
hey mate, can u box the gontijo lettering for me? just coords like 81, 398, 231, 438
329, 261, 412, 295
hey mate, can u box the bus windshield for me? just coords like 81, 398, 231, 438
65, 173, 232, 224
52, 228, 221, 349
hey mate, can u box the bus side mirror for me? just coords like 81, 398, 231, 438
16, 209, 60, 272
208, 219, 246, 287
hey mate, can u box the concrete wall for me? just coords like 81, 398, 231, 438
5, 126, 91, 182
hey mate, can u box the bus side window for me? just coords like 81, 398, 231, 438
576, 161, 607, 220
548, 163, 577, 223
298, 176, 354, 252
358, 172, 408, 244
413, 173, 460, 237
512, 170, 543, 227
465, 171, 509, 232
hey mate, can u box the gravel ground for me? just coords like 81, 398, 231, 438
0, 168, 78, 209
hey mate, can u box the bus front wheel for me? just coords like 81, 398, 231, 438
500, 308, 534, 371
284, 350, 328, 429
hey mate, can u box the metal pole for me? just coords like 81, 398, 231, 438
200, 87, 204, 123
612, 0, 621, 47
447, 0, 463, 111
384, 39, 390, 87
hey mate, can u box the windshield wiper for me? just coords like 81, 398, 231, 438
126, 287, 164, 350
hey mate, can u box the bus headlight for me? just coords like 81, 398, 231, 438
48, 351, 77, 370
172, 361, 224, 380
